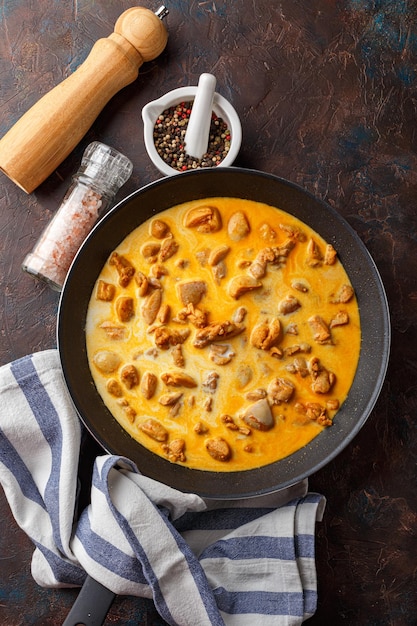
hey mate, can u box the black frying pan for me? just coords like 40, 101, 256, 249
57, 167, 390, 500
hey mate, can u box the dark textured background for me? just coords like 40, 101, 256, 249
1, 1, 416, 624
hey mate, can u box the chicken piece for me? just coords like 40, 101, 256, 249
148, 277, 162, 290
241, 399, 274, 431
233, 307, 247, 323
193, 321, 245, 348
330, 310, 349, 328
245, 388, 267, 401
109, 252, 135, 287
324, 244, 337, 265
291, 281, 308, 293
228, 275, 262, 299
150, 219, 171, 239
106, 379, 123, 397
195, 248, 210, 266
161, 371, 197, 388
139, 418, 168, 442
203, 397, 213, 412
283, 343, 311, 357
208, 245, 230, 266
295, 402, 331, 426
237, 425, 251, 437
93, 351, 121, 374
250, 318, 282, 351
175, 303, 208, 328
278, 295, 301, 315
326, 399, 340, 411
255, 247, 277, 265
306, 402, 332, 426
159, 391, 183, 406
144, 347, 159, 358
278, 223, 306, 241
120, 364, 139, 390
194, 421, 209, 435
267, 377, 295, 405
265, 240, 296, 264
135, 271, 149, 297
150, 264, 168, 279
236, 259, 251, 270
96, 280, 116, 301
209, 343, 235, 365
141, 242, 161, 263
177, 280, 207, 306
306, 239, 323, 267
316, 412, 333, 427
286, 357, 309, 378
184, 205, 222, 232
286, 323, 299, 335
162, 439, 186, 463
140, 371, 158, 399
332, 284, 355, 304
170, 398, 184, 416
141, 289, 162, 325
221, 414, 239, 431
227, 211, 250, 241
259, 223, 277, 241
202, 371, 219, 393
273, 239, 297, 260
236, 364, 253, 388
205, 437, 231, 462
212, 260, 227, 284
99, 321, 126, 340
248, 258, 267, 279
159, 237, 179, 262
123, 405, 137, 423
153, 326, 190, 350
308, 357, 336, 394
157, 303, 170, 324
115, 296, 135, 323
270, 347, 283, 359
308, 315, 331, 344
171, 344, 185, 368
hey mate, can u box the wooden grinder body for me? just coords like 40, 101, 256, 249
0, 7, 168, 193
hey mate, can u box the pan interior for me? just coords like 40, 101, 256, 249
57, 168, 390, 499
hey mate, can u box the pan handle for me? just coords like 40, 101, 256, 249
62, 575, 116, 626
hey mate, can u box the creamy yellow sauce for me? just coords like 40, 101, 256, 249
86, 198, 361, 472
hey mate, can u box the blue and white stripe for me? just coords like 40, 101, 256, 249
0, 350, 325, 625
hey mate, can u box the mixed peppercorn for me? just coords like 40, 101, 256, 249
153, 101, 232, 172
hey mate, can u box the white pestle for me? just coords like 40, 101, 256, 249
184, 73, 217, 160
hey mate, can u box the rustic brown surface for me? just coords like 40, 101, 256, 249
0, 1, 416, 624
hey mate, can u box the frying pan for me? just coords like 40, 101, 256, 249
57, 167, 390, 500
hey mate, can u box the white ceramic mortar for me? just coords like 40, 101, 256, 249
142, 86, 242, 177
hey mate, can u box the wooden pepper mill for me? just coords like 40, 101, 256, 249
0, 6, 168, 194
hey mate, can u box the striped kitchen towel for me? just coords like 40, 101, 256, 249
0, 350, 325, 625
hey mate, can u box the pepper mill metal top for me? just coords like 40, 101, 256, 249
0, 6, 169, 194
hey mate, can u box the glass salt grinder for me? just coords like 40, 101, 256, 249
22, 141, 133, 291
